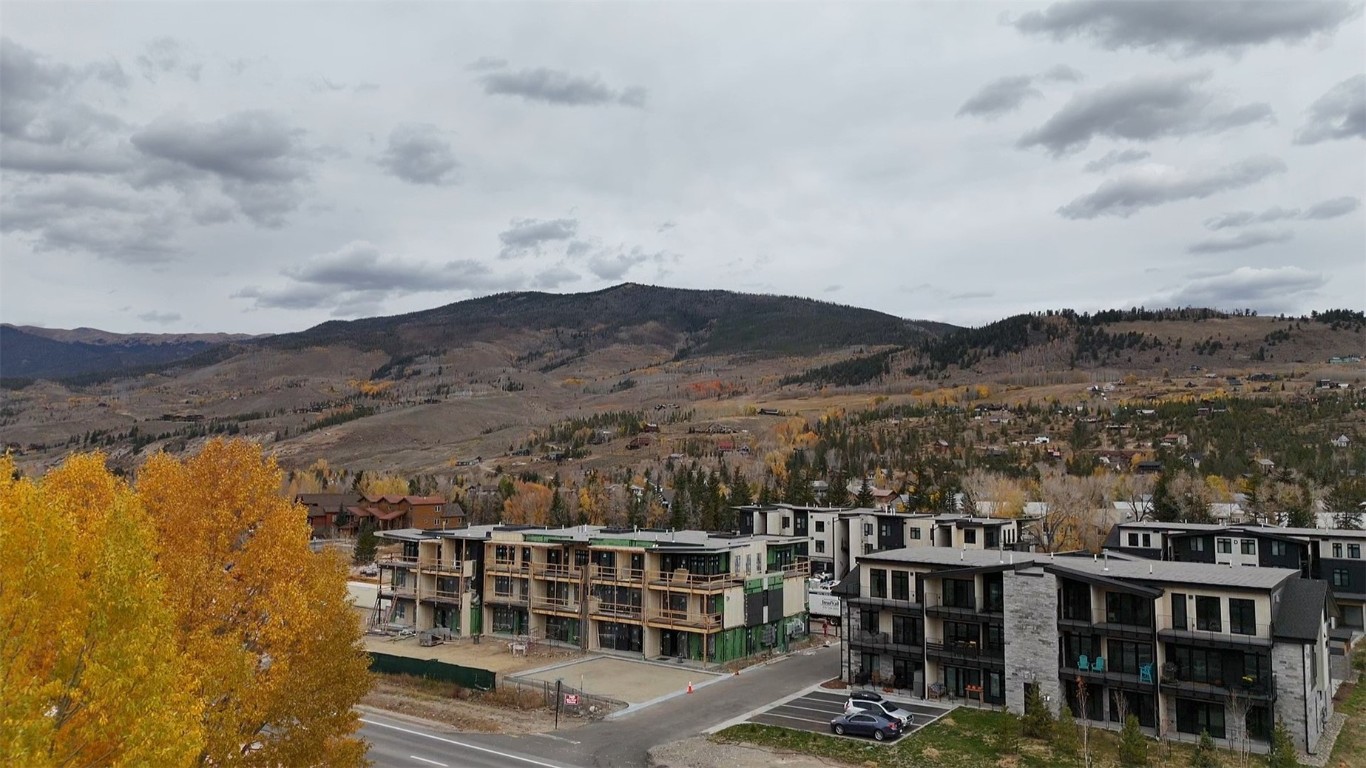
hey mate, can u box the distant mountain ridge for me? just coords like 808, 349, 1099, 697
0, 284, 957, 382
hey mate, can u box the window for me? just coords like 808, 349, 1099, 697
782, 515, 791, 529
1109, 640, 1154, 675
985, 624, 1004, 653
1061, 580, 1092, 621
860, 609, 881, 632
1191, 538, 1206, 552
1270, 541, 1287, 557
1128, 533, 1140, 547
815, 541, 826, 554
1241, 539, 1256, 555
1351, 544, 1361, 559
1333, 568, 1349, 588
984, 576, 1004, 613
1176, 699, 1225, 739
1195, 596, 1222, 632
892, 571, 911, 601
943, 578, 974, 609
1142, 533, 1152, 548
1105, 592, 1154, 627
1171, 593, 1188, 630
869, 569, 888, 599
892, 614, 922, 645
864, 523, 874, 537
1229, 598, 1256, 635
1334, 543, 1343, 558
964, 529, 977, 544
1217, 538, 1232, 554
394, 601, 407, 619
911, 527, 922, 540
815, 520, 825, 533
945, 621, 978, 645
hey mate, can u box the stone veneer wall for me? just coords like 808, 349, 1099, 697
1003, 568, 1061, 715
1273, 640, 1330, 754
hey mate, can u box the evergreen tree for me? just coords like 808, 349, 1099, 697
1117, 714, 1147, 766
826, 468, 850, 506
352, 521, 377, 565
1152, 470, 1180, 523
995, 712, 1021, 755
1190, 729, 1217, 768
548, 484, 569, 527
1021, 684, 1054, 739
1266, 718, 1297, 768
855, 476, 875, 508
729, 471, 753, 507
1327, 478, 1366, 529
1053, 702, 1078, 757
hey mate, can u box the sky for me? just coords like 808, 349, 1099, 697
1, 1, 1363, 334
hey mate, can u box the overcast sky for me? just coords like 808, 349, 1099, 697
2, 1, 1363, 334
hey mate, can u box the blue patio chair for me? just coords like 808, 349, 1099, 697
1138, 663, 1154, 683
1078, 654, 1090, 670
1092, 657, 1105, 672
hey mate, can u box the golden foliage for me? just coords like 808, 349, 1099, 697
0, 453, 203, 768
350, 379, 395, 397
359, 472, 410, 497
138, 440, 371, 767
503, 481, 553, 525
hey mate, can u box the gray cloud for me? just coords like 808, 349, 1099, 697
130, 110, 312, 226
498, 217, 579, 258
1083, 148, 1151, 172
1303, 195, 1361, 219
0, 177, 181, 263
237, 240, 523, 311
1014, 1, 1361, 55
1019, 71, 1273, 156
377, 123, 459, 185
1158, 266, 1326, 313
477, 63, 646, 108
1187, 228, 1293, 254
531, 264, 580, 289
467, 56, 508, 72
584, 246, 671, 280
1204, 196, 1361, 228
1058, 155, 1286, 219
1294, 75, 1366, 145
137, 37, 202, 82
137, 310, 182, 324
1042, 64, 1085, 82
957, 76, 1043, 119
949, 290, 996, 300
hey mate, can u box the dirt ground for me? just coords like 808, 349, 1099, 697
649, 735, 846, 768
364, 633, 582, 675
511, 656, 722, 704
362, 673, 584, 734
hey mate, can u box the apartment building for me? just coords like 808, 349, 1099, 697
375, 524, 810, 663
741, 503, 1026, 580
837, 548, 1336, 754
1106, 520, 1366, 630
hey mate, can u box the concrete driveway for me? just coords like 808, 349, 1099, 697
746, 689, 954, 741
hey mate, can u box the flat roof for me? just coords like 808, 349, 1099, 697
1050, 557, 1297, 590
859, 547, 1039, 568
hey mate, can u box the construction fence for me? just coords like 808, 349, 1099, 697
498, 676, 623, 719
368, 651, 496, 691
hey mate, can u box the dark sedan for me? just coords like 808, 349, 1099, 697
829, 711, 902, 741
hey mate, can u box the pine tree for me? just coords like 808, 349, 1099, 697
1190, 729, 1217, 768
1152, 470, 1181, 523
729, 470, 753, 507
353, 521, 377, 564
855, 476, 874, 508
996, 712, 1021, 754
1117, 714, 1148, 766
1266, 718, 1297, 768
1053, 702, 1078, 756
826, 468, 850, 506
548, 484, 569, 527
1021, 684, 1054, 739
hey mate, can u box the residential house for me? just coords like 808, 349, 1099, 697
345, 494, 462, 532
295, 492, 360, 538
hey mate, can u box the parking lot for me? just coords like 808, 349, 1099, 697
745, 689, 955, 741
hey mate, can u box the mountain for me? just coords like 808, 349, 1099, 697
0, 324, 254, 381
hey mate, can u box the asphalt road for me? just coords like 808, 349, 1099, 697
363, 643, 843, 768
746, 689, 954, 739
360, 710, 583, 768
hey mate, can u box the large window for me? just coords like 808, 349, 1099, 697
984, 624, 1004, 654
1062, 632, 1100, 667
892, 571, 911, 601
1195, 596, 1221, 632
892, 614, 922, 646
1109, 640, 1154, 675
1176, 699, 1225, 739
943, 578, 975, 609
1217, 538, 1232, 554
1351, 544, 1362, 559
597, 621, 641, 652
870, 568, 888, 599
1110, 691, 1157, 728
1241, 539, 1256, 555
944, 666, 979, 697
964, 529, 977, 544
492, 606, 527, 635
1270, 541, 1288, 557
1333, 543, 1343, 558
910, 527, 922, 539
1105, 592, 1153, 627
860, 609, 881, 633
984, 575, 1004, 613
1061, 580, 1092, 621
1172, 592, 1188, 630
1334, 568, 1350, 587
1230, 598, 1257, 636
815, 520, 825, 533
945, 620, 978, 646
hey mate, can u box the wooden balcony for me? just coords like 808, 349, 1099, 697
588, 599, 643, 622
532, 563, 582, 581
487, 559, 530, 576
422, 588, 464, 604
380, 583, 417, 598
419, 560, 463, 574
377, 553, 419, 568
647, 570, 741, 591
589, 565, 645, 584
487, 590, 528, 606
531, 596, 581, 615
647, 610, 722, 631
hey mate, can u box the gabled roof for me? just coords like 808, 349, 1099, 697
832, 564, 862, 597
1273, 578, 1332, 643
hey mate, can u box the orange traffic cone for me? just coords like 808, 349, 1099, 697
686, 681, 694, 694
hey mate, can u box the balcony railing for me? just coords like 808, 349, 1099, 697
378, 553, 419, 567
531, 595, 580, 614
422, 588, 464, 603
1159, 674, 1275, 701
487, 559, 530, 575
533, 563, 582, 581
1157, 619, 1274, 647
589, 565, 645, 583
381, 583, 417, 598
847, 630, 923, 655
647, 570, 741, 591
925, 639, 1004, 663
648, 610, 722, 630
487, 590, 528, 606
588, 599, 643, 621
925, 598, 983, 619
419, 560, 463, 574
780, 560, 811, 578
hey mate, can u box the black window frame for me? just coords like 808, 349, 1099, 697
1229, 598, 1256, 636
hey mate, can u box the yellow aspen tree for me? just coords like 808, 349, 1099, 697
359, 472, 410, 496
136, 439, 370, 767
0, 454, 202, 768
505, 481, 553, 525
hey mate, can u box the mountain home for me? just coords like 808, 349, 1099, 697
837, 549, 1336, 755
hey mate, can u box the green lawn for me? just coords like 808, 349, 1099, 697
714, 706, 1270, 768
1328, 650, 1366, 768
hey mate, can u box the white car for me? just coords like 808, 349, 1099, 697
844, 696, 915, 727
